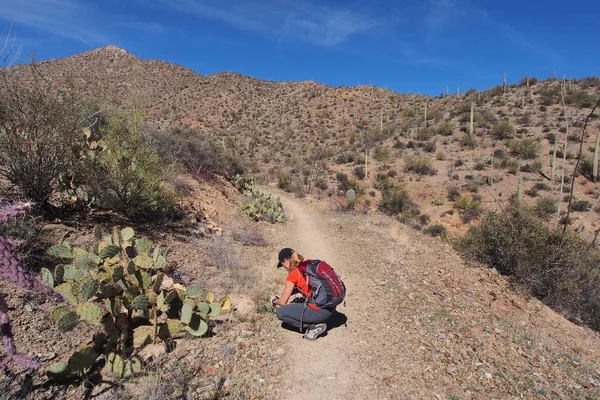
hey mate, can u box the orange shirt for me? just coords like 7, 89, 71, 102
286, 264, 319, 309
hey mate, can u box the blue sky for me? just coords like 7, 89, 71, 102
0, 0, 598, 95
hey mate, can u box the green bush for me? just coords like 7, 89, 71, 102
435, 121, 455, 136
423, 224, 447, 238
454, 195, 483, 223
404, 154, 436, 175
457, 206, 600, 330
491, 121, 515, 140
372, 145, 392, 162
274, 169, 293, 191
380, 185, 417, 215
84, 113, 173, 219
507, 138, 540, 159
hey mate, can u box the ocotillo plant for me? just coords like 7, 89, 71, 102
517, 176, 523, 203
0, 198, 55, 370
594, 131, 600, 182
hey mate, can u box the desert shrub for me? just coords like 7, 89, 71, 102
84, 113, 174, 219
435, 121, 455, 136
0, 74, 85, 205
404, 154, 436, 175
491, 121, 515, 140
578, 155, 597, 181
274, 169, 293, 191
498, 156, 520, 174
436, 151, 446, 160
424, 140, 437, 153
507, 138, 540, 159
454, 159, 465, 167
570, 200, 591, 212
372, 145, 392, 162
353, 166, 365, 180
454, 195, 483, 223
519, 112, 533, 126
335, 152, 357, 164
447, 185, 461, 201
565, 90, 595, 108
150, 128, 236, 176
458, 133, 477, 149
423, 223, 447, 238
415, 127, 432, 141
336, 172, 361, 194
520, 160, 542, 173
419, 214, 431, 226
457, 206, 600, 330
519, 76, 538, 86
533, 182, 551, 191
380, 185, 417, 215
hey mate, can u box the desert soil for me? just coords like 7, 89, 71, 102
2, 181, 600, 400
260, 187, 600, 400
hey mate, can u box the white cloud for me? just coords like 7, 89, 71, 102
156, 0, 378, 46
0, 0, 165, 46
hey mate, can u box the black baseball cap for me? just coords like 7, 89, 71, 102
277, 248, 293, 268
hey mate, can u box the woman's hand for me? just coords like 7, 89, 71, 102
270, 295, 280, 306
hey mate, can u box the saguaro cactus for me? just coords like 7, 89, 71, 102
469, 102, 474, 135
503, 72, 507, 93
551, 134, 558, 180
516, 176, 523, 203
424, 102, 428, 126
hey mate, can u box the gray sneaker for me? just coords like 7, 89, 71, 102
303, 323, 326, 341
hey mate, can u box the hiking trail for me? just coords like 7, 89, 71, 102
259, 188, 600, 400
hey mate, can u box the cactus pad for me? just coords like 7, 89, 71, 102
99, 245, 121, 259
47, 244, 74, 259
68, 346, 98, 373
220, 296, 232, 311
132, 294, 149, 310
105, 352, 125, 377
132, 270, 152, 289
76, 302, 103, 325
135, 237, 153, 254
63, 264, 85, 282
56, 311, 80, 331
196, 302, 210, 315
134, 254, 154, 269
133, 326, 154, 347
186, 285, 204, 298
54, 264, 65, 284
186, 314, 209, 337
208, 302, 221, 317
46, 362, 69, 380
181, 299, 195, 324
40, 268, 55, 287
158, 319, 186, 340
51, 306, 72, 323
54, 283, 78, 306
73, 249, 102, 270
120, 227, 135, 241
205, 291, 215, 303
77, 277, 98, 301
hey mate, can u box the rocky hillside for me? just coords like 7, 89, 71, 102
9, 46, 600, 240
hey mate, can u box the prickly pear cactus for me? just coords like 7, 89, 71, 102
45, 225, 231, 379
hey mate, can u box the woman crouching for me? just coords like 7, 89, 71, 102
270, 248, 339, 341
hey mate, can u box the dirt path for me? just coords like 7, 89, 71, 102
260, 188, 600, 400
271, 193, 372, 399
